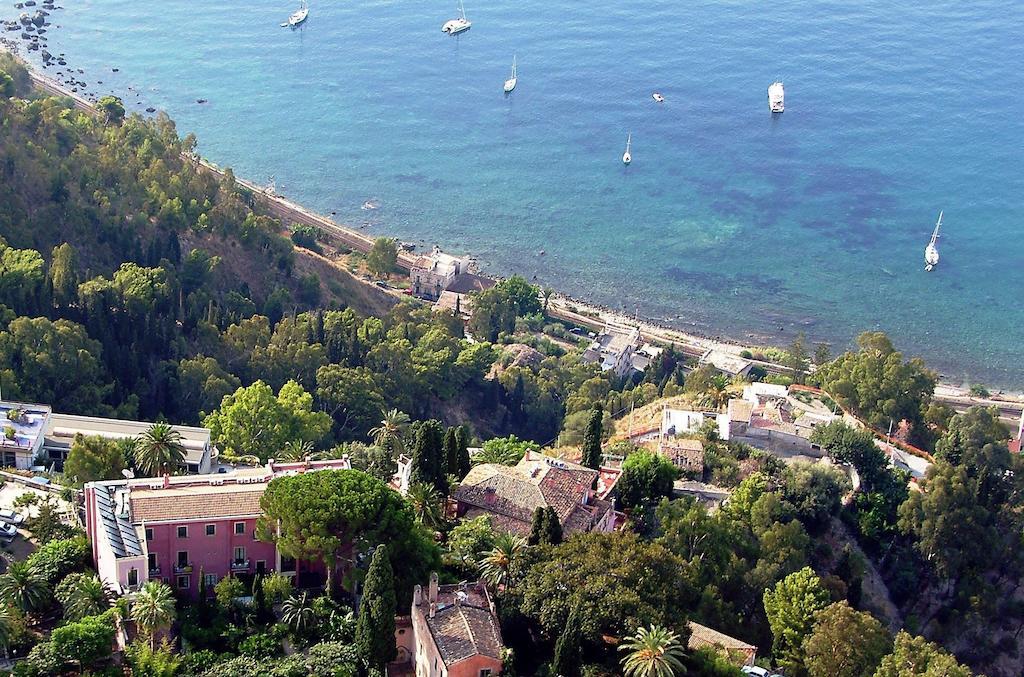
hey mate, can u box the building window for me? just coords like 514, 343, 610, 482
479, 671, 492, 677
256, 560, 266, 574
280, 556, 296, 573
145, 528, 153, 541
127, 568, 138, 587
177, 551, 189, 567
177, 526, 187, 538
147, 553, 158, 571
205, 524, 216, 536
233, 546, 246, 564
204, 573, 218, 587
234, 521, 245, 535
176, 575, 190, 589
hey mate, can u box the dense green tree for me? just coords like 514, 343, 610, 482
63, 433, 126, 486
49, 611, 116, 672
581, 406, 604, 469
316, 365, 386, 441
812, 332, 935, 435
519, 531, 692, 640
933, 406, 1008, 467
96, 95, 125, 124
134, 422, 186, 476
873, 631, 971, 677
259, 469, 438, 599
0, 238, 45, 313
48, 243, 78, 308
355, 545, 397, 671
617, 449, 678, 510
803, 602, 891, 677
205, 380, 330, 460
618, 624, 688, 677
446, 515, 495, 568
0, 317, 114, 415
178, 355, 241, 422
528, 507, 547, 546
763, 567, 831, 675
468, 276, 541, 341
474, 435, 539, 466
366, 237, 398, 278
780, 462, 850, 532
453, 425, 472, 477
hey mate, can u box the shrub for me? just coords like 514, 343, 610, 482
27, 535, 89, 585
239, 632, 281, 660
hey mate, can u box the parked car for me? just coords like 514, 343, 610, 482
742, 667, 783, 677
0, 509, 25, 525
0, 522, 18, 540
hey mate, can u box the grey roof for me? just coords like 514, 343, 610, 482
94, 485, 142, 558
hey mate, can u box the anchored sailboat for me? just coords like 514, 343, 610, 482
281, 0, 308, 27
442, 0, 471, 34
622, 133, 632, 165
504, 55, 517, 93
924, 211, 942, 271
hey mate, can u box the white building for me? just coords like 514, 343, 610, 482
702, 350, 753, 378
661, 409, 712, 438
0, 400, 218, 473
410, 246, 471, 301
582, 325, 641, 379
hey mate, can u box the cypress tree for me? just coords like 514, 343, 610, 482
411, 420, 447, 494
197, 567, 210, 624
552, 602, 583, 676
528, 507, 546, 546
252, 573, 269, 624
543, 507, 563, 545
455, 426, 472, 478
581, 406, 603, 469
443, 427, 459, 478
356, 545, 397, 672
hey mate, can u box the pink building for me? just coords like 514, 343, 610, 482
84, 458, 350, 596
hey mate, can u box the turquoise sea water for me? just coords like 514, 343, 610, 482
5, 0, 1024, 387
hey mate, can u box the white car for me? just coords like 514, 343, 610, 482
0, 509, 25, 525
742, 667, 783, 677
0, 523, 18, 540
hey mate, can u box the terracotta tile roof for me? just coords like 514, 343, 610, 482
687, 621, 756, 662
454, 452, 609, 534
421, 583, 503, 666
129, 484, 265, 523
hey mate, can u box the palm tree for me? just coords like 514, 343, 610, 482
478, 532, 527, 589
541, 287, 555, 314
281, 591, 315, 635
369, 409, 410, 455
131, 581, 176, 649
63, 575, 114, 620
279, 439, 314, 462
0, 561, 48, 615
135, 423, 186, 476
407, 482, 445, 531
0, 606, 15, 653
618, 625, 687, 677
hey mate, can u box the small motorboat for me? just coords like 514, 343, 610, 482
442, 0, 471, 34
652, 92, 665, 103
281, 0, 308, 28
768, 81, 784, 113
622, 133, 632, 165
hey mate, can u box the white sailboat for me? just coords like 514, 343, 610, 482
442, 0, 471, 34
622, 133, 632, 165
924, 211, 942, 271
503, 55, 517, 93
281, 0, 308, 27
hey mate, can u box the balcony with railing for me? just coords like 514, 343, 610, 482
148, 564, 162, 576
230, 559, 250, 572
173, 563, 193, 574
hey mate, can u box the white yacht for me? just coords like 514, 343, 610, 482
768, 81, 784, 113
622, 133, 632, 165
442, 0, 471, 34
925, 211, 942, 271
282, 0, 308, 27
504, 56, 517, 93
652, 92, 665, 103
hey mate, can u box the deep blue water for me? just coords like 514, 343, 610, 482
6, 0, 1024, 387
